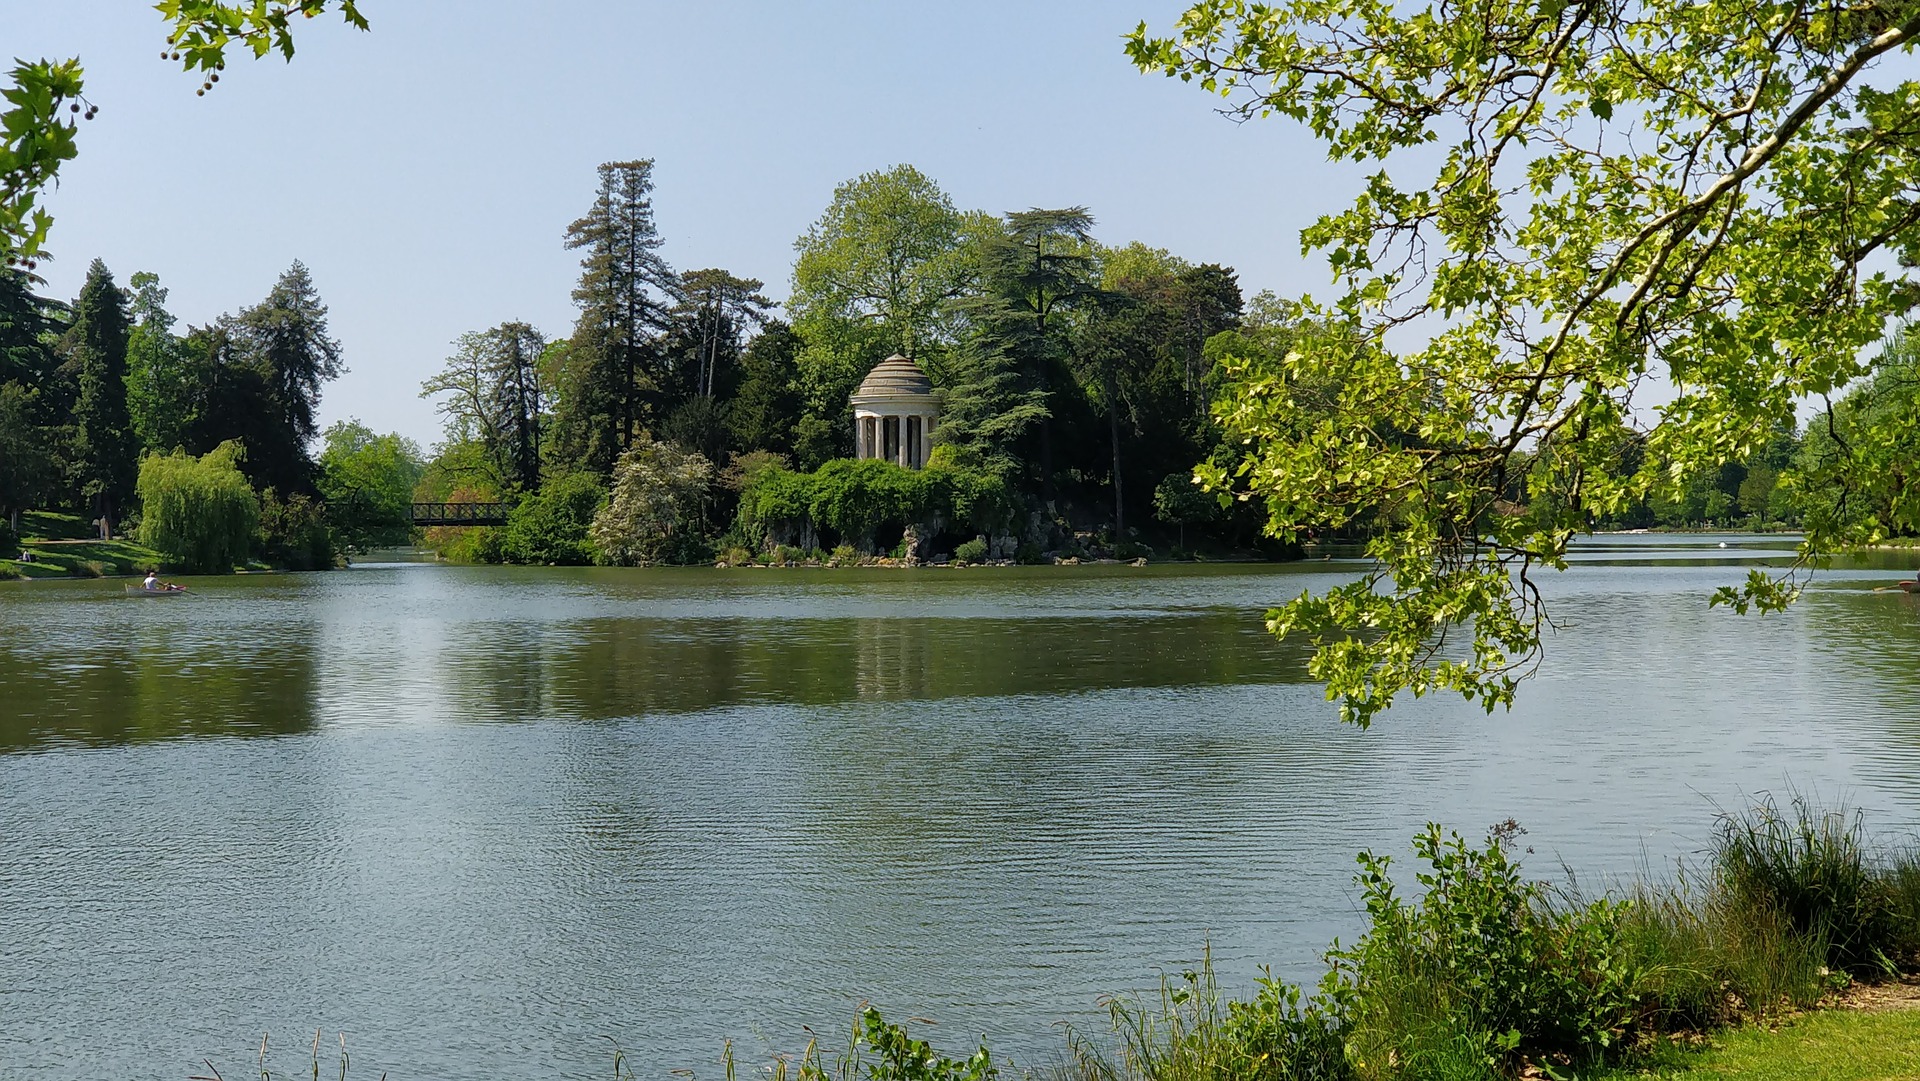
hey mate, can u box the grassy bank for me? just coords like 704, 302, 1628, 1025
0, 511, 165, 580
1596, 999, 1920, 1080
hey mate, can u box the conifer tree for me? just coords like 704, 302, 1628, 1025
674, 268, 772, 400
70, 259, 136, 533
727, 322, 804, 458
232, 261, 344, 496
954, 209, 1097, 493
558, 160, 678, 474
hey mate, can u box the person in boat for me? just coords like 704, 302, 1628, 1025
142, 569, 177, 592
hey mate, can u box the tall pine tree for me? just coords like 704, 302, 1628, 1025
71, 259, 136, 534
232, 261, 344, 496
554, 160, 678, 476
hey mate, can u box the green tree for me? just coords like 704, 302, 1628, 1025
590, 434, 715, 566
230, 261, 344, 496
70, 259, 136, 534
500, 472, 606, 565
791, 165, 979, 360
933, 329, 1049, 482
955, 208, 1098, 493
0, 269, 64, 525
136, 440, 258, 573
1795, 328, 1920, 540
673, 268, 773, 400
789, 166, 985, 465
1130, 1, 1920, 723
727, 321, 805, 457
125, 271, 197, 453
317, 419, 424, 548
421, 321, 547, 493
256, 488, 335, 570
553, 160, 678, 476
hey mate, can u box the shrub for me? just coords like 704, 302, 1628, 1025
257, 490, 337, 571
717, 546, 754, 567
1015, 541, 1045, 565
775, 544, 804, 564
440, 526, 505, 564
136, 441, 259, 573
0, 517, 15, 556
736, 458, 1017, 552
829, 543, 860, 567
954, 537, 988, 564
502, 473, 605, 565
592, 436, 715, 566
1331, 823, 1641, 1078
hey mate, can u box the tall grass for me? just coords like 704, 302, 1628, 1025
1056, 951, 1348, 1081
1708, 794, 1911, 977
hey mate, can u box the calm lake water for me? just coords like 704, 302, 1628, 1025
3, 536, 1920, 1079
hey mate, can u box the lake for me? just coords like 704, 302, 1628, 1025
3, 536, 1919, 1079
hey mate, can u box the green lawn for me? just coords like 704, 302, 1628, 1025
2, 511, 164, 580
1601, 1009, 1920, 1081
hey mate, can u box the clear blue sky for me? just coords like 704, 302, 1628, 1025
9, 2, 1359, 448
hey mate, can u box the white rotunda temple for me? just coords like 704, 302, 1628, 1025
851, 354, 938, 469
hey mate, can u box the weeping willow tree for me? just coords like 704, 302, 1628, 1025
1130, 0, 1920, 725
136, 440, 258, 573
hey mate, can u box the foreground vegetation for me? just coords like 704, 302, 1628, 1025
716, 796, 1918, 1081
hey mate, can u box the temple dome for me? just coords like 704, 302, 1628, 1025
852, 354, 934, 400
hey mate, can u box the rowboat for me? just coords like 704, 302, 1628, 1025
124, 584, 188, 596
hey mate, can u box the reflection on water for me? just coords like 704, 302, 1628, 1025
2, 547, 1919, 1080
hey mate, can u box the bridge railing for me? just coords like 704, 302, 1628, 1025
411, 502, 509, 526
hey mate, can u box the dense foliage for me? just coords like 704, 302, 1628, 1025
0, 258, 375, 568
1130, 0, 1920, 723
411, 159, 1282, 568
134, 440, 256, 573
591, 436, 714, 566
498, 472, 604, 566
317, 420, 424, 548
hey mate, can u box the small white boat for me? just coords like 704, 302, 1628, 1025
124, 584, 188, 596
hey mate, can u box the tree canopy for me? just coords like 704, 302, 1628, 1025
1129, 0, 1920, 724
